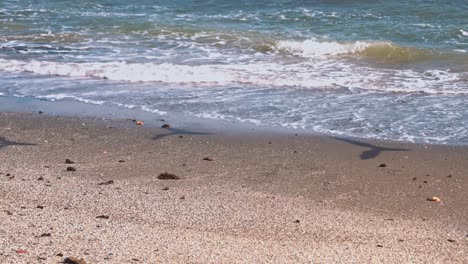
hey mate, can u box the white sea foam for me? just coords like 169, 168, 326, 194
38, 94, 105, 105
460, 29, 468, 37
140, 105, 167, 115
0, 58, 466, 95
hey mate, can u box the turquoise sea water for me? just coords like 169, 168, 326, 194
0, 0, 467, 144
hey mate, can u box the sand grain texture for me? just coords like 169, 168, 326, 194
0, 112, 467, 263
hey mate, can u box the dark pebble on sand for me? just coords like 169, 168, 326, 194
118, 160, 125, 163
96, 215, 109, 219
376, 244, 384, 248
378, 164, 387, 167
66, 167, 76, 172
63, 257, 86, 264
37, 205, 44, 209
56, 253, 64, 257
203, 157, 214, 161
40, 233, 51, 237
423, 181, 427, 183
180, 195, 185, 200
447, 239, 456, 243
132, 259, 140, 262
412, 177, 417, 181
98, 180, 114, 186
157, 172, 179, 180
162, 187, 169, 191
65, 159, 75, 164
446, 174, 452, 178
161, 124, 170, 128
37, 176, 44, 181
294, 220, 300, 223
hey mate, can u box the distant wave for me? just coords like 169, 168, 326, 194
2, 26, 465, 66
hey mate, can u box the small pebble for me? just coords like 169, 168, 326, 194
427, 197, 441, 202
96, 215, 110, 219
98, 180, 114, 186
63, 257, 86, 264
157, 172, 179, 180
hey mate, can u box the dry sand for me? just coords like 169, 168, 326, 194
0, 112, 467, 263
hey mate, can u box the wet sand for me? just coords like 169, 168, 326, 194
0, 112, 467, 263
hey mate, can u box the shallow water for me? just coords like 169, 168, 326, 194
0, 0, 467, 144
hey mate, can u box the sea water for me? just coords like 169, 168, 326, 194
0, 0, 467, 144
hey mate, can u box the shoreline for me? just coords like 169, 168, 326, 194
1, 95, 466, 147
1, 110, 467, 262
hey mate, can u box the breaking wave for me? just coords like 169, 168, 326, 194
274, 39, 455, 64
0, 58, 466, 95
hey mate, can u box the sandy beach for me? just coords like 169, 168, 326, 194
0, 110, 467, 263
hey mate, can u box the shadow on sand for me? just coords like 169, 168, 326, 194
332, 136, 409, 160
152, 128, 212, 141
0, 136, 36, 151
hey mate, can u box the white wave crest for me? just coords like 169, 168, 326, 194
275, 39, 372, 57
